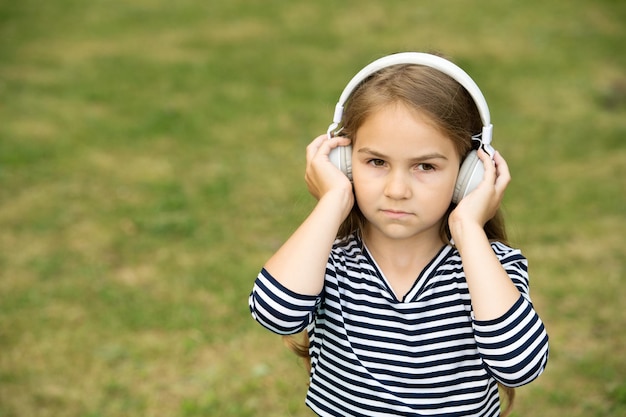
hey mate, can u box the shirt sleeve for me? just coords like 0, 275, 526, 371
472, 243, 549, 387
249, 268, 322, 335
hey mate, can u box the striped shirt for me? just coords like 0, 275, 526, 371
249, 235, 549, 416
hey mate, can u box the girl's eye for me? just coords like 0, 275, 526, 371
368, 159, 385, 167
417, 163, 435, 171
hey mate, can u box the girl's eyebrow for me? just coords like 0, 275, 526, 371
357, 147, 448, 161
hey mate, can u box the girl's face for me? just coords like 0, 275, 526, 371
351, 102, 461, 245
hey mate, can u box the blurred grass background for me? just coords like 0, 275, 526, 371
0, 0, 624, 416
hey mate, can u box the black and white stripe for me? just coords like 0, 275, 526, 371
249, 235, 549, 416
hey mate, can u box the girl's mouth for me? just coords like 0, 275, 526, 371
381, 209, 411, 219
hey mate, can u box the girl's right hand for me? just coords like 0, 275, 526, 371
263, 134, 354, 295
304, 134, 354, 214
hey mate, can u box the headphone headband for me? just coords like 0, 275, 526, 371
327, 52, 494, 153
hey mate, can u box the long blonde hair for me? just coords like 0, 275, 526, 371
285, 61, 514, 416
336, 62, 507, 245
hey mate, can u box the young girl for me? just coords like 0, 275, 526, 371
249, 52, 549, 417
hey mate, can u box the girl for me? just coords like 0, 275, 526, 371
249, 53, 549, 417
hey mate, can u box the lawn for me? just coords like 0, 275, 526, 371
0, 0, 624, 416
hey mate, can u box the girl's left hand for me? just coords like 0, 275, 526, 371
449, 149, 511, 230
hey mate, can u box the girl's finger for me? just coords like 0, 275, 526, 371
493, 151, 511, 193
306, 134, 329, 161
477, 149, 496, 182
315, 137, 352, 164
327, 136, 352, 153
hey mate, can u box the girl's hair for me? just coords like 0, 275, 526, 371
336, 62, 507, 245
284, 61, 514, 416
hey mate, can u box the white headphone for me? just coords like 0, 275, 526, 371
327, 52, 496, 204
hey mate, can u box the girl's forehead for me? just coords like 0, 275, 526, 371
357, 102, 444, 138
362, 100, 440, 127
353, 103, 462, 160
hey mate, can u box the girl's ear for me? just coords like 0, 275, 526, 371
452, 150, 484, 204
329, 144, 353, 181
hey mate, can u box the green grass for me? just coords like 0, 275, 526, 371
1, 0, 625, 416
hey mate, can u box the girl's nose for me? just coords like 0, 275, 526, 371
384, 170, 412, 200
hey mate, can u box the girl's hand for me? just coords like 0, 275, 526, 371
449, 150, 511, 233
305, 134, 353, 202
263, 135, 354, 296
448, 150, 521, 321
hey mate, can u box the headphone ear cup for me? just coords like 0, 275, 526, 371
328, 145, 353, 180
452, 150, 484, 204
